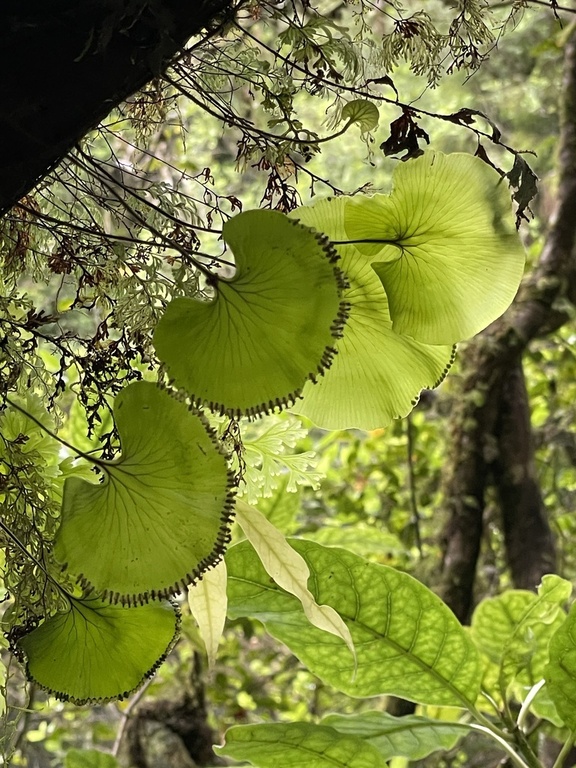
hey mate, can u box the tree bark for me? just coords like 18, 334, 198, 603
0, 0, 235, 215
438, 23, 576, 622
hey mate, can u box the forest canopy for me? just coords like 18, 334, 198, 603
2, 2, 576, 768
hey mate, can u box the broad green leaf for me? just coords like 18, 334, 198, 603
53, 382, 234, 604
226, 539, 480, 707
546, 602, 576, 729
291, 197, 454, 429
344, 151, 526, 344
342, 99, 379, 132
217, 722, 387, 768
322, 711, 470, 760
153, 210, 348, 417
471, 576, 570, 687
65, 749, 119, 768
16, 597, 179, 704
188, 559, 228, 669
235, 501, 355, 659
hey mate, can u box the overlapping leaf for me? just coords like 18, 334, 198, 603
153, 210, 348, 418
15, 597, 179, 704
218, 722, 387, 768
290, 197, 454, 429
226, 539, 481, 707
545, 602, 576, 729
322, 712, 470, 761
344, 151, 526, 344
53, 382, 234, 604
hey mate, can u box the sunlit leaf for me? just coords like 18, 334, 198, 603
154, 210, 348, 417
545, 602, 576, 729
291, 197, 454, 429
227, 539, 480, 706
471, 576, 569, 690
188, 559, 228, 669
342, 99, 379, 132
54, 382, 234, 604
322, 711, 470, 761
16, 597, 179, 704
235, 501, 355, 659
344, 151, 526, 344
217, 722, 387, 768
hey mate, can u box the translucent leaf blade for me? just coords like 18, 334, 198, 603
235, 500, 355, 659
226, 539, 481, 707
154, 210, 348, 417
322, 712, 469, 761
291, 197, 454, 429
344, 151, 526, 344
16, 597, 179, 704
187, 559, 228, 669
217, 722, 387, 768
54, 382, 234, 603
545, 602, 576, 729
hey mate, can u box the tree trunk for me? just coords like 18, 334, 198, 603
438, 24, 576, 620
0, 0, 235, 214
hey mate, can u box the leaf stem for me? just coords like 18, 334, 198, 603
517, 679, 546, 731
4, 397, 109, 469
551, 732, 576, 768
467, 723, 532, 768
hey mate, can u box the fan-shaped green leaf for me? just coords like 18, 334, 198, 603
226, 539, 481, 707
217, 722, 387, 768
53, 382, 234, 604
153, 210, 348, 417
290, 197, 454, 429
545, 603, 576, 729
342, 99, 379, 132
15, 597, 179, 704
321, 711, 470, 761
344, 151, 526, 344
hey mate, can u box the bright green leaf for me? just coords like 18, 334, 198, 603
16, 597, 179, 704
188, 559, 228, 669
290, 197, 454, 429
153, 210, 348, 417
546, 602, 576, 729
471, 576, 569, 721
235, 500, 355, 659
226, 539, 480, 706
217, 722, 387, 768
53, 382, 234, 604
344, 151, 526, 344
322, 711, 470, 761
65, 749, 119, 768
342, 99, 379, 132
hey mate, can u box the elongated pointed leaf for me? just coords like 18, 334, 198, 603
188, 559, 228, 669
15, 597, 179, 704
546, 602, 576, 729
154, 210, 348, 418
226, 539, 480, 707
322, 712, 470, 761
217, 722, 387, 768
54, 382, 234, 604
235, 501, 355, 658
344, 151, 525, 344
291, 198, 454, 429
